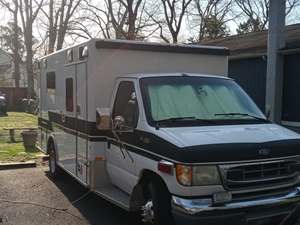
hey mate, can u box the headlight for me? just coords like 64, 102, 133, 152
176, 165, 221, 186
192, 166, 221, 185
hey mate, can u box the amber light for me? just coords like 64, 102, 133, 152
176, 165, 192, 186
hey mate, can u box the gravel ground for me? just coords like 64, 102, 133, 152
0, 166, 141, 225
0, 166, 300, 225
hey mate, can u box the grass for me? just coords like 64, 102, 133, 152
0, 112, 39, 162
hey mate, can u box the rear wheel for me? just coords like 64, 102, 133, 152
142, 177, 174, 225
48, 142, 61, 178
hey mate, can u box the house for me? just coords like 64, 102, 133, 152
0, 49, 27, 87
202, 23, 300, 133
0, 49, 28, 110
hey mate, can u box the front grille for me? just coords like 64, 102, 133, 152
225, 160, 300, 190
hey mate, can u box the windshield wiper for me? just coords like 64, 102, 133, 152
214, 113, 269, 122
155, 116, 216, 129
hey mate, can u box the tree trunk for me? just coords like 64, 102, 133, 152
56, 27, 67, 50
127, 0, 136, 40
172, 32, 178, 43
25, 26, 34, 98
12, 0, 20, 87
48, 0, 55, 53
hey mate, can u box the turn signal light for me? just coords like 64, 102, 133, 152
176, 165, 192, 186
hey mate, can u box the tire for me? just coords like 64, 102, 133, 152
142, 177, 175, 225
48, 142, 62, 178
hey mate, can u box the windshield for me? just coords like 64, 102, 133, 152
140, 76, 266, 127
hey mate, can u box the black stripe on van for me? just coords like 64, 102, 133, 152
39, 112, 300, 164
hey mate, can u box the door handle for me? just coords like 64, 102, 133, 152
76, 105, 81, 114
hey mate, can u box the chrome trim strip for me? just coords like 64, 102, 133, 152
172, 186, 300, 215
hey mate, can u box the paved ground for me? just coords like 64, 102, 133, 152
0, 166, 142, 225
1, 166, 300, 225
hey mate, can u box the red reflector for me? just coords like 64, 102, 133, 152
158, 161, 174, 175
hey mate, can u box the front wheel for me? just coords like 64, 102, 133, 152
142, 177, 175, 225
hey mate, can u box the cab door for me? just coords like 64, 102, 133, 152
106, 80, 139, 193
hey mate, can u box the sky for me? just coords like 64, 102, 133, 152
0, 1, 299, 47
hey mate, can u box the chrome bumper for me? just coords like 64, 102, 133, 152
172, 186, 300, 215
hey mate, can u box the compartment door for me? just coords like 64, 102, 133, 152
58, 66, 77, 175
76, 63, 88, 184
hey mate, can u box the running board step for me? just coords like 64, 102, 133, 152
94, 185, 131, 211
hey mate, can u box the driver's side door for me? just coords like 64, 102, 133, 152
106, 80, 139, 194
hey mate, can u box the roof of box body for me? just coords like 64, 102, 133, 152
117, 73, 231, 80
39, 39, 229, 60
200, 23, 300, 58
94, 39, 229, 56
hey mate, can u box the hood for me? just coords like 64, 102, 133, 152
158, 124, 300, 148
141, 123, 300, 163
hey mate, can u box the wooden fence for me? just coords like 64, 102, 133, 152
0, 87, 27, 111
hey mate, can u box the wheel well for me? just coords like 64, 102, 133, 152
139, 170, 166, 190
130, 170, 170, 211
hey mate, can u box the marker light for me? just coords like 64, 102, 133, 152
158, 161, 174, 175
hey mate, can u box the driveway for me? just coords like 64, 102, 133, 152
0, 166, 141, 225
0, 166, 300, 225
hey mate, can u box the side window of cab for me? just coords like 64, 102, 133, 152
112, 81, 139, 129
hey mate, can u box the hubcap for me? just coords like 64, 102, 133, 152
141, 200, 155, 224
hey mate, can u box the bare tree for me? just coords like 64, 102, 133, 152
40, 0, 83, 53
75, 0, 113, 39
189, 0, 233, 42
0, 0, 21, 87
235, 0, 300, 32
106, 0, 155, 40
159, 0, 193, 43
19, 0, 45, 98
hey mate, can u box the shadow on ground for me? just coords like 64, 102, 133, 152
45, 170, 142, 225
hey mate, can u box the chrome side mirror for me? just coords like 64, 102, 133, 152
113, 116, 125, 130
96, 108, 111, 130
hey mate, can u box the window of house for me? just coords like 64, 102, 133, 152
113, 81, 139, 128
66, 78, 74, 112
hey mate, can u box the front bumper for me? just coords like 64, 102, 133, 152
172, 186, 300, 225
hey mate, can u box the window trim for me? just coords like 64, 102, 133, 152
67, 49, 74, 63
112, 80, 139, 129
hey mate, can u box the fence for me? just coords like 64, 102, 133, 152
0, 87, 28, 111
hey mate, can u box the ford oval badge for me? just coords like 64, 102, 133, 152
259, 148, 271, 156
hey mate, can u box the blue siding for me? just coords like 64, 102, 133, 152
282, 54, 300, 122
228, 57, 267, 112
